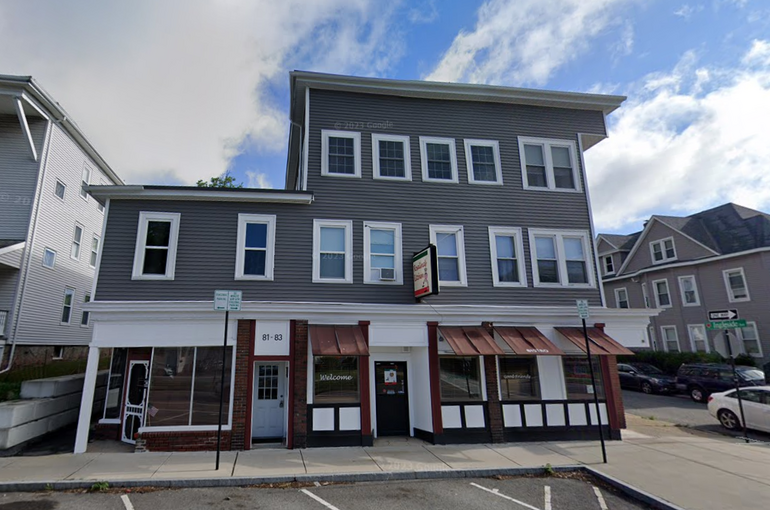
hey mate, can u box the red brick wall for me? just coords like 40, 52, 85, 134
483, 355, 504, 442
139, 430, 232, 452
602, 355, 626, 429
93, 422, 120, 441
230, 320, 254, 450
292, 320, 309, 448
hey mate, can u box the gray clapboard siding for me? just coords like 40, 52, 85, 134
0, 115, 47, 240
622, 221, 715, 275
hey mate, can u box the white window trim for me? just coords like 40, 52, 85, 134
723, 267, 750, 302
603, 255, 615, 276
131, 211, 181, 281
42, 247, 57, 269
736, 321, 763, 358
678, 275, 701, 307
71, 223, 84, 261
363, 221, 403, 285
312, 219, 353, 284
321, 130, 361, 178
650, 236, 677, 264
614, 287, 629, 308
687, 324, 709, 353
81, 293, 91, 328
54, 179, 66, 201
419, 136, 459, 184
80, 165, 91, 201
371, 133, 412, 181
528, 229, 595, 288
60, 287, 75, 325
652, 278, 672, 308
518, 136, 581, 192
52, 346, 64, 360
90, 235, 100, 269
661, 325, 680, 352
235, 214, 277, 281
464, 139, 503, 185
487, 226, 526, 287
429, 224, 467, 287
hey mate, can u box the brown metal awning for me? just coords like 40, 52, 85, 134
309, 325, 369, 356
494, 327, 564, 355
555, 327, 634, 356
439, 326, 504, 356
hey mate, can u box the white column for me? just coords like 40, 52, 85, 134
74, 346, 100, 454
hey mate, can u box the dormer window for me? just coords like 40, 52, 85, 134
321, 130, 361, 178
650, 237, 676, 264
603, 255, 614, 275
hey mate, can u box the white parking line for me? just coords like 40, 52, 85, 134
470, 482, 541, 510
593, 486, 608, 510
544, 485, 551, 510
121, 494, 135, 510
301, 488, 342, 510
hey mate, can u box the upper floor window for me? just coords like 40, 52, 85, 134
313, 219, 353, 283
614, 287, 629, 308
464, 139, 502, 185
372, 134, 411, 181
235, 214, 276, 281
61, 287, 75, 325
131, 212, 181, 280
723, 268, 750, 302
518, 137, 579, 191
321, 130, 361, 178
661, 326, 680, 352
363, 221, 403, 285
487, 226, 525, 287
81, 292, 91, 327
650, 237, 676, 264
419, 137, 458, 183
54, 180, 66, 200
42, 247, 57, 269
71, 224, 83, 261
528, 229, 594, 287
603, 255, 614, 275
90, 235, 100, 268
97, 178, 106, 213
678, 275, 700, 306
429, 225, 467, 286
653, 278, 671, 308
80, 165, 91, 201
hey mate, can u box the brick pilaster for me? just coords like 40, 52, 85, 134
292, 320, 309, 448
481, 322, 504, 443
230, 319, 253, 451
358, 321, 372, 444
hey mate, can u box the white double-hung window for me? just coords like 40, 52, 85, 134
464, 139, 502, 184
90, 235, 100, 268
372, 134, 411, 181
71, 224, 83, 260
661, 326, 680, 352
678, 275, 700, 306
653, 279, 671, 308
614, 287, 629, 308
420, 137, 458, 183
688, 324, 709, 353
322, 130, 361, 178
80, 165, 91, 200
313, 219, 353, 283
235, 214, 276, 280
429, 225, 467, 286
131, 212, 181, 280
528, 229, 593, 287
650, 237, 676, 264
488, 227, 525, 287
737, 322, 762, 357
518, 137, 580, 191
723, 268, 750, 302
364, 222, 403, 284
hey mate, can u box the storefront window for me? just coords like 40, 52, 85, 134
103, 348, 127, 420
314, 356, 359, 403
563, 356, 604, 400
499, 357, 540, 400
191, 346, 232, 425
439, 356, 482, 401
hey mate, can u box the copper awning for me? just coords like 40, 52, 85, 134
309, 325, 369, 356
555, 327, 634, 356
439, 326, 504, 356
494, 327, 564, 355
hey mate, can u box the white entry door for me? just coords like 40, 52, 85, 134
122, 360, 149, 444
252, 363, 286, 439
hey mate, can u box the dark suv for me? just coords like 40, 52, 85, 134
676, 363, 765, 402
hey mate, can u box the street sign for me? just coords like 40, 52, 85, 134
214, 290, 242, 311
706, 319, 747, 330
708, 309, 739, 321
576, 299, 590, 320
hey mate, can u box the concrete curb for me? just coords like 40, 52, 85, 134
585, 467, 687, 510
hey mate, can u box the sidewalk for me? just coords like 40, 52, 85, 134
0, 417, 768, 510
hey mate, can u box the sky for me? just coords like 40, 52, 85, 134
1, 0, 768, 234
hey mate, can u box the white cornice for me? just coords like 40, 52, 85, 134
86, 186, 314, 205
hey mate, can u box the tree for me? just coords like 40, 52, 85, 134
196, 172, 243, 188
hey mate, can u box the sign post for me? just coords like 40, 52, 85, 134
576, 300, 607, 464
214, 290, 241, 469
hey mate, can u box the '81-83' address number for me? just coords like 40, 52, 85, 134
262, 334, 283, 342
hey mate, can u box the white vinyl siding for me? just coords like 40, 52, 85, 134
372, 134, 411, 181
723, 268, 750, 302
363, 221, 403, 285
653, 279, 671, 308
235, 214, 277, 281
131, 212, 181, 280
528, 229, 594, 287
313, 219, 353, 283
463, 139, 502, 184
429, 225, 467, 287
678, 275, 700, 306
321, 130, 361, 178
419, 137, 458, 183
518, 137, 580, 191
661, 326, 680, 352
650, 237, 676, 264
487, 226, 525, 287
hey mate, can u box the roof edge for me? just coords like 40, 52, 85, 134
86, 185, 314, 205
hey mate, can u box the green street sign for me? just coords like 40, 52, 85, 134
706, 319, 747, 330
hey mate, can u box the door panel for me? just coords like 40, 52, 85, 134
122, 361, 149, 444
375, 361, 409, 436
252, 363, 286, 439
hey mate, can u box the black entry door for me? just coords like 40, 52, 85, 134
375, 361, 409, 436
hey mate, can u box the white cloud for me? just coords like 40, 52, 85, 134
425, 0, 633, 86
0, 0, 404, 185
743, 39, 770, 66
408, 0, 438, 24
245, 170, 273, 189
673, 4, 703, 19
586, 41, 770, 232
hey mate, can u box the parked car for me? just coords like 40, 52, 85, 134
676, 363, 765, 403
618, 363, 678, 394
707, 386, 770, 433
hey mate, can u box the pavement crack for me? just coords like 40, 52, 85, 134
421, 445, 453, 470
231, 451, 239, 477
299, 448, 308, 474
362, 447, 383, 471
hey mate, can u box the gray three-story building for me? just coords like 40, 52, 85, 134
75, 72, 653, 453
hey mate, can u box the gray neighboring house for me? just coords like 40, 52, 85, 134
0, 74, 123, 369
599, 203, 770, 363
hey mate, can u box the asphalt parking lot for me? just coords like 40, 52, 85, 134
0, 477, 654, 510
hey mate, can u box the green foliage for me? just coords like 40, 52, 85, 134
196, 172, 243, 188
0, 356, 110, 402
89, 481, 109, 492
733, 354, 757, 367
543, 463, 554, 476
618, 351, 724, 375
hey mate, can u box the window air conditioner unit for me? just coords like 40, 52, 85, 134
378, 268, 396, 281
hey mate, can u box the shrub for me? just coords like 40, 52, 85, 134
733, 354, 757, 367
618, 351, 724, 375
